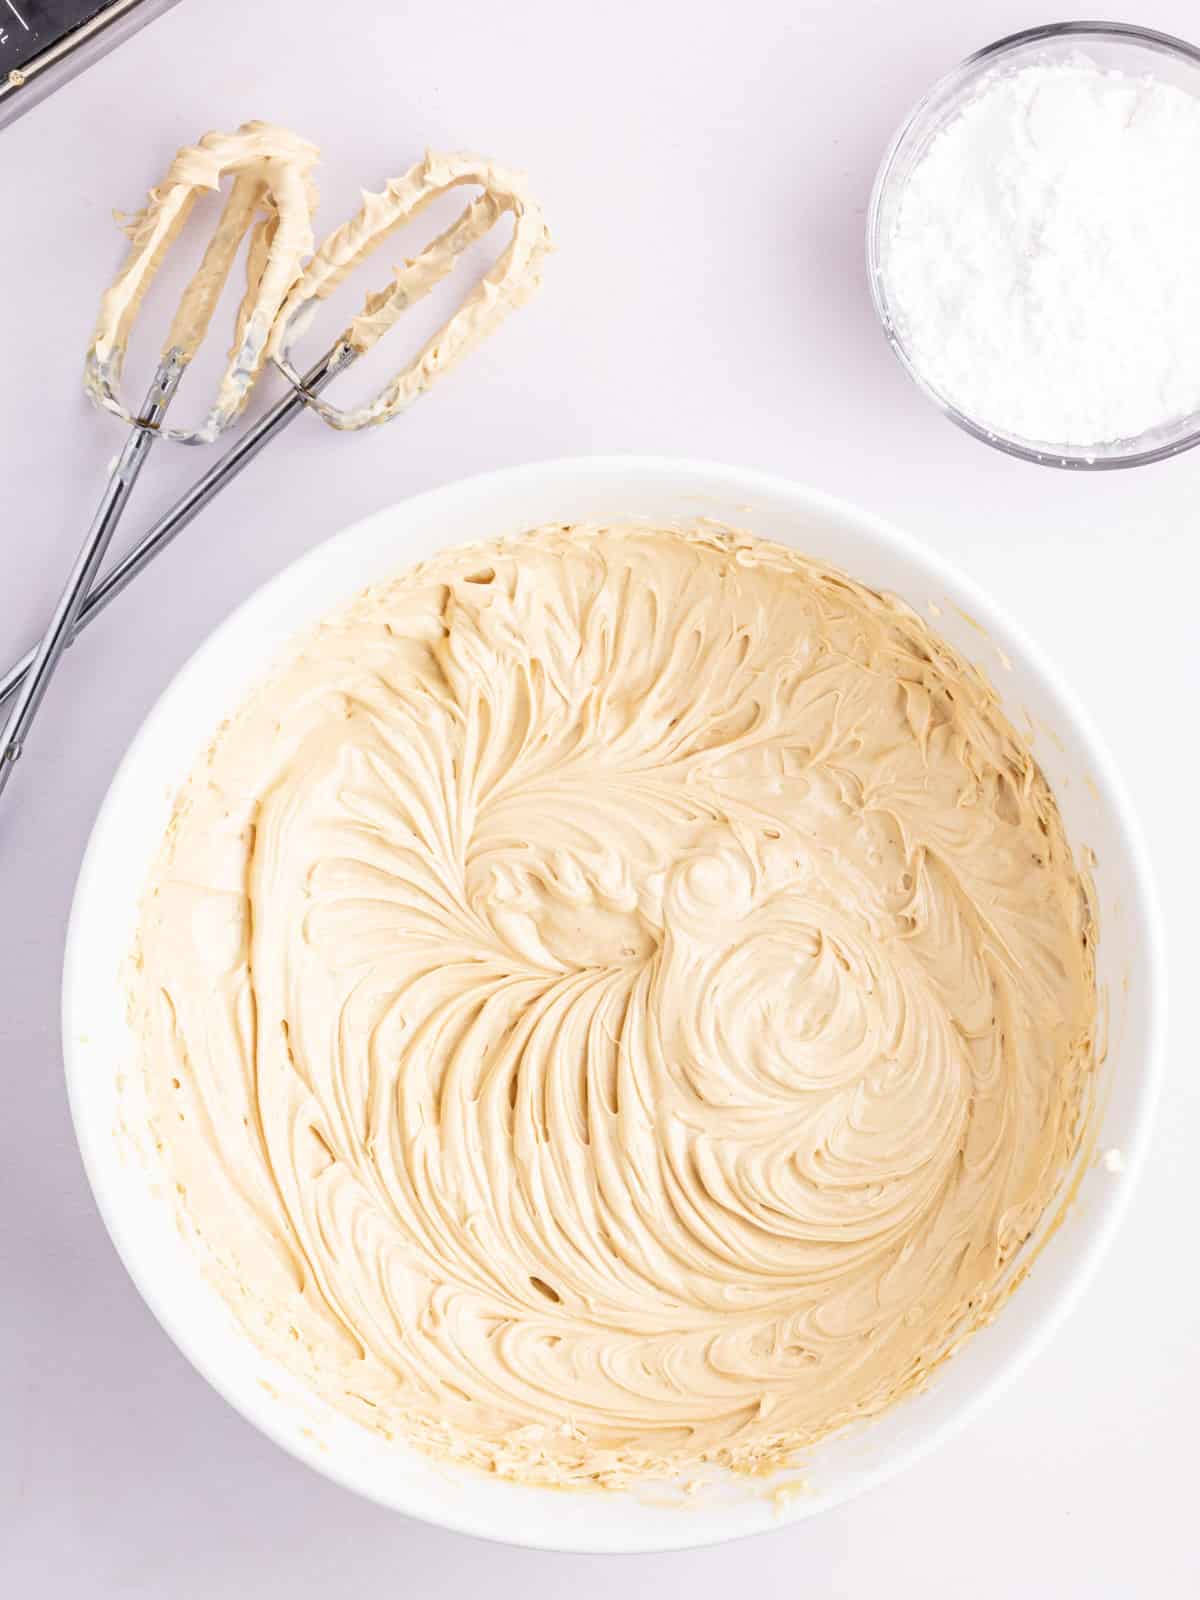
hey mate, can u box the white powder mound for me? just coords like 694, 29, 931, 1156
884, 59, 1200, 448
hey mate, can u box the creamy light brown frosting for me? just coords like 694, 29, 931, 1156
87, 136, 548, 440
133, 524, 1097, 1488
269, 151, 552, 430
86, 122, 320, 443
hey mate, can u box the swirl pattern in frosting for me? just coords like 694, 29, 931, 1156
134, 523, 1097, 1487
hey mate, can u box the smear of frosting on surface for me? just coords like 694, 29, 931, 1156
133, 523, 1097, 1487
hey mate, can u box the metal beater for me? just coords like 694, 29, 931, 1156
0, 132, 549, 805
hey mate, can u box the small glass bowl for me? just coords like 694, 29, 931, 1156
867, 21, 1200, 470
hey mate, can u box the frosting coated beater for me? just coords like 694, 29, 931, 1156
0, 125, 549, 803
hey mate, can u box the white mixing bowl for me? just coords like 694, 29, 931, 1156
63, 456, 1164, 1552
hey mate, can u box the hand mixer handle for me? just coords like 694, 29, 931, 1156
0, 353, 184, 804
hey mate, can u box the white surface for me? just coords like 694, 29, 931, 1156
63, 458, 1165, 1552
0, 0, 1195, 1591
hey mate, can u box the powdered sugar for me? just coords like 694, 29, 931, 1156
883, 59, 1200, 448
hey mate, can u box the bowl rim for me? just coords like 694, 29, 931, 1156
62, 454, 1168, 1551
866, 19, 1200, 471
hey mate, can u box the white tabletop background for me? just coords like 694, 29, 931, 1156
1, 1, 1196, 1593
